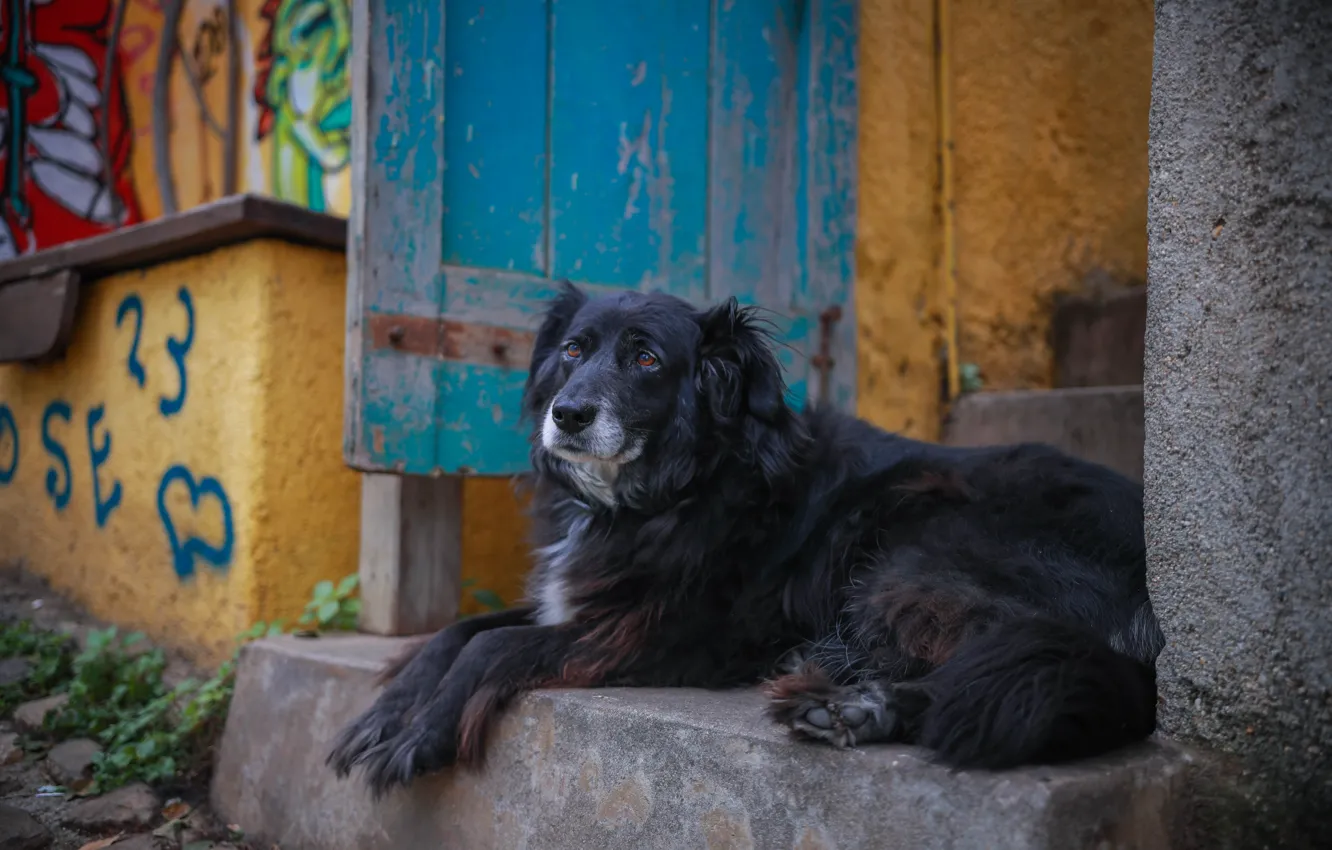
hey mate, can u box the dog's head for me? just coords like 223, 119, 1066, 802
522, 282, 807, 507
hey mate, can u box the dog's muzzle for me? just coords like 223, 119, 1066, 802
542, 398, 635, 462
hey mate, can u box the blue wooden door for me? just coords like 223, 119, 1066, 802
346, 0, 858, 476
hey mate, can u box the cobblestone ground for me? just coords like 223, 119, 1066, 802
0, 564, 256, 850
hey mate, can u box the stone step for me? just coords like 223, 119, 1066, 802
212, 635, 1206, 850
1051, 287, 1147, 389
943, 386, 1144, 481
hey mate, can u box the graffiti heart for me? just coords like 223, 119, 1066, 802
156, 463, 234, 580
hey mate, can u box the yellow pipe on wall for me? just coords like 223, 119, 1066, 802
935, 0, 960, 402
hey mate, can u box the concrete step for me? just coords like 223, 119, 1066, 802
943, 386, 1144, 481
212, 635, 1206, 850
1051, 287, 1147, 389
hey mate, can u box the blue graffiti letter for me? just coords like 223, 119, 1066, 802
0, 404, 17, 484
159, 288, 195, 418
41, 400, 73, 510
115, 294, 146, 388
86, 405, 122, 528
156, 465, 234, 579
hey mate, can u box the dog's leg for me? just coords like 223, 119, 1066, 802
357, 622, 589, 796
763, 660, 931, 749
327, 606, 534, 778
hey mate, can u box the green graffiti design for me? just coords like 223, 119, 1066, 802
255, 0, 351, 212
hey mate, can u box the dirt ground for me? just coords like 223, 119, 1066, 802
0, 564, 257, 850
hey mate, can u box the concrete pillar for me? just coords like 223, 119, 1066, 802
1146, 1, 1331, 845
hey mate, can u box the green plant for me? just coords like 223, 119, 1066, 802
0, 620, 75, 713
5, 572, 499, 792
44, 628, 167, 742
959, 362, 984, 394
299, 574, 361, 631
462, 578, 505, 613
34, 620, 284, 792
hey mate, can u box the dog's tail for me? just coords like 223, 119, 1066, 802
915, 618, 1158, 769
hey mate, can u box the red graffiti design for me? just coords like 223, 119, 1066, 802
0, 0, 143, 258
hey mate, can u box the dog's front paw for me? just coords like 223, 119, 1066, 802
327, 707, 403, 778
358, 722, 457, 798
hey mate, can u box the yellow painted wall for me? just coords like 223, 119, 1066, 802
950, 0, 1153, 391
855, 0, 943, 439
0, 238, 533, 658
0, 240, 360, 662
854, 0, 1154, 434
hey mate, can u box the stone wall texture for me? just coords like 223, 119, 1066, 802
1145, 0, 1332, 844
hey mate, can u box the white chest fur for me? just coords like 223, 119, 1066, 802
532, 515, 590, 626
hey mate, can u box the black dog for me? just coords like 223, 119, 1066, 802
329, 283, 1163, 797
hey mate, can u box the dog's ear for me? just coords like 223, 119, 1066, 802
523, 281, 587, 419
695, 297, 787, 424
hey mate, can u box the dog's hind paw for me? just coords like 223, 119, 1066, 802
765, 667, 901, 749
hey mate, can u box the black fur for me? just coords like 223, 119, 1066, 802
328, 285, 1164, 797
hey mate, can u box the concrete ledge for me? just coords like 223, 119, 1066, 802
943, 386, 1144, 481
213, 635, 1207, 850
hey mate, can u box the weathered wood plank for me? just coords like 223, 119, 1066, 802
0, 195, 344, 288
799, 0, 858, 411
440, 267, 625, 329
357, 473, 463, 635
0, 270, 80, 363
709, 0, 801, 309
442, 0, 550, 275
549, 0, 709, 295
346, 0, 447, 471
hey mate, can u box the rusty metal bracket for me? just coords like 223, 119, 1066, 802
367, 313, 534, 370
810, 304, 843, 407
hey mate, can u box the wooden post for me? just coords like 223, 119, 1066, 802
356, 472, 462, 635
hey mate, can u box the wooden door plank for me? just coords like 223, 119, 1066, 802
442, 0, 550, 275
799, 0, 859, 411
346, 0, 448, 471
709, 0, 802, 310
357, 473, 463, 635
349, 0, 462, 638
549, 0, 710, 296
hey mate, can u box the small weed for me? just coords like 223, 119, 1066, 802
959, 362, 984, 394
3, 571, 503, 792
462, 578, 506, 613
0, 620, 74, 714
298, 574, 361, 632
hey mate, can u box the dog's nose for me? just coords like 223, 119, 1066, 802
551, 402, 598, 434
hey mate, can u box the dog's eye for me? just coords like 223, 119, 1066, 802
635, 350, 657, 367
564, 342, 582, 359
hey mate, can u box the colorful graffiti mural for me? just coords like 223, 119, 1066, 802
254, 0, 351, 213
0, 0, 143, 258
0, 0, 351, 257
